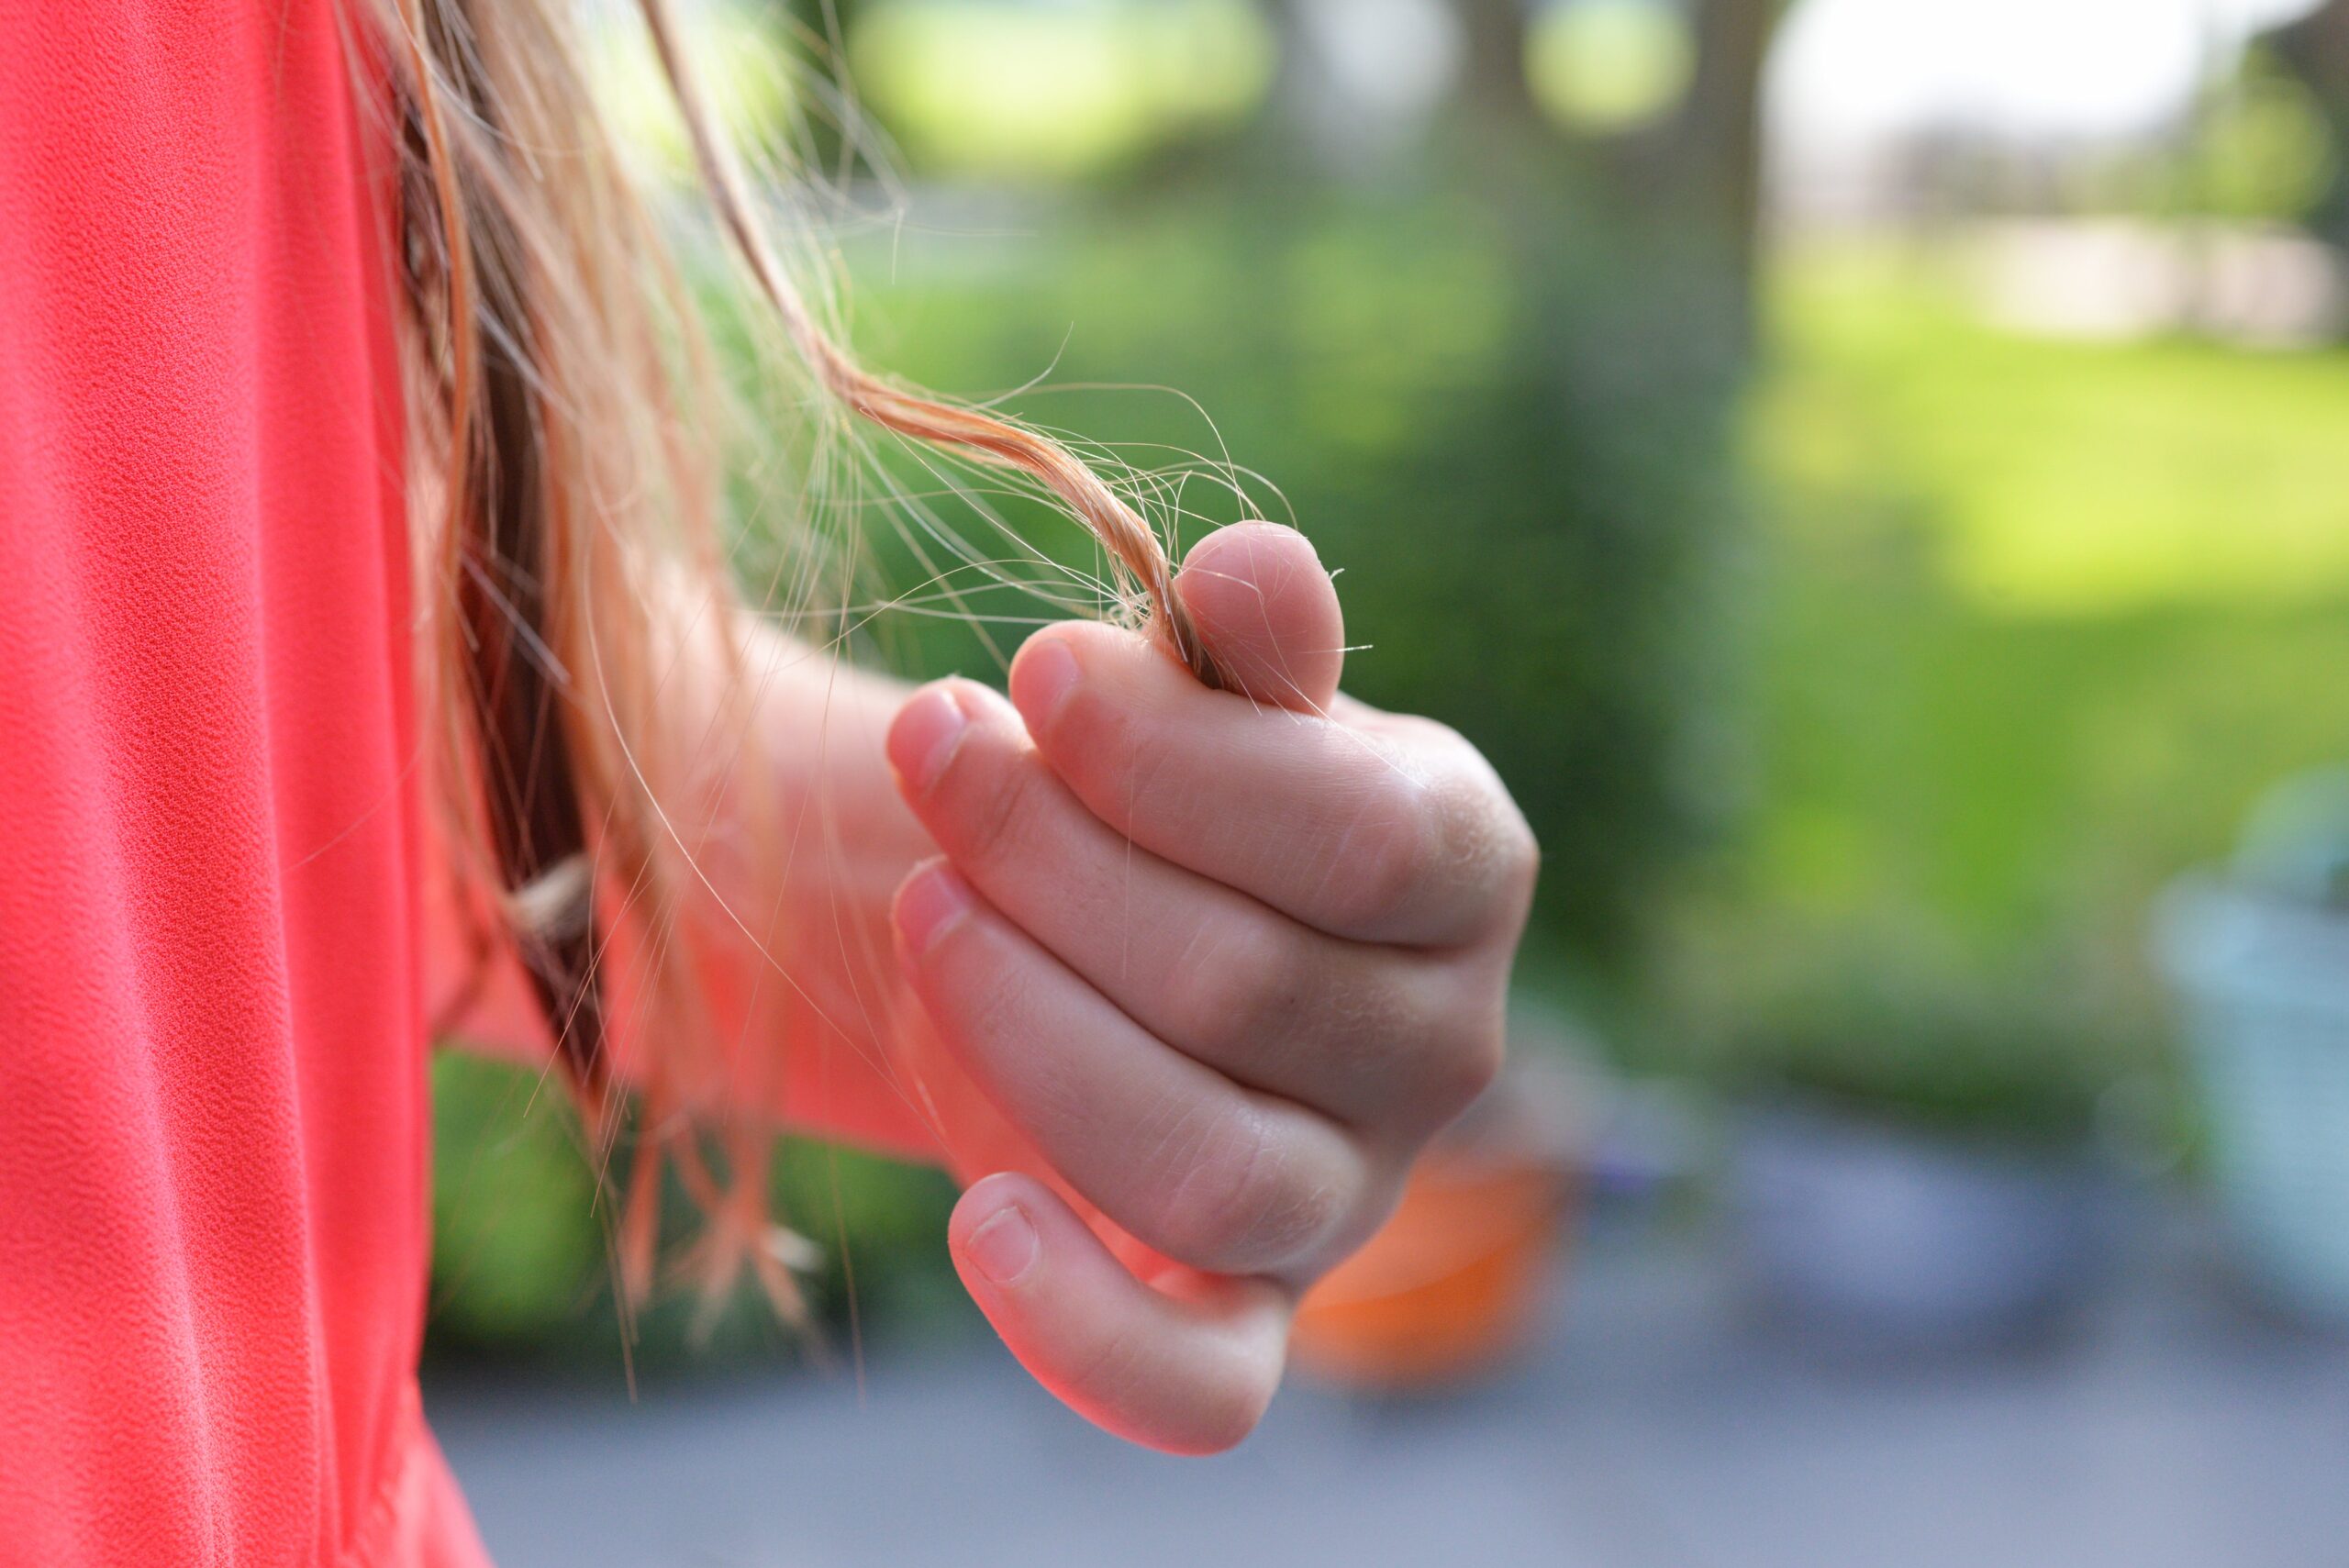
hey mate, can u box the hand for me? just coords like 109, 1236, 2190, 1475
883, 523, 1536, 1453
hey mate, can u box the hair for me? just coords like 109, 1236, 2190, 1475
368, 0, 1225, 1316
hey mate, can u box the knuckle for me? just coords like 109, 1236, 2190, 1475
1147, 1106, 1336, 1272
1506, 812, 1542, 895
1489, 787, 1542, 908
1318, 780, 1434, 935
1437, 749, 1540, 931
1333, 722, 1538, 943
1163, 920, 1306, 1061
955, 747, 1041, 868
1422, 1015, 1506, 1126
1337, 962, 1464, 1112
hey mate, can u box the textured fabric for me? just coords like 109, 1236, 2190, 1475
0, 3, 491, 1563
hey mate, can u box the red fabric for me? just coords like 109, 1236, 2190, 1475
0, 4, 491, 1564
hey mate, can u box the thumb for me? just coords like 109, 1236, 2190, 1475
949, 1173, 1291, 1455
1174, 522, 1343, 714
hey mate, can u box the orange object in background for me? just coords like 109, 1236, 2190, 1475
1291, 1061, 1584, 1390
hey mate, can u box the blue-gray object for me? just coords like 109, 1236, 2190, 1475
2155, 765, 2349, 1324
1734, 1102, 2101, 1350
2230, 763, 2349, 908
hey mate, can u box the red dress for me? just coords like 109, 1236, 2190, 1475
0, 3, 493, 1562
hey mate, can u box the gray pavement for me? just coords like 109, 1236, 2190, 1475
429, 1209, 2349, 1568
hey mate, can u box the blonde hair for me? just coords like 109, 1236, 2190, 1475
373, 0, 1220, 1314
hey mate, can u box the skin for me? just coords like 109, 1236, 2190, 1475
445, 522, 1536, 1454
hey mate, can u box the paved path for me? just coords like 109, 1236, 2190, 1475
430, 1214, 2349, 1568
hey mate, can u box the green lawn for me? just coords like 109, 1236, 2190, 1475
1761, 244, 2349, 614
1694, 241, 2349, 1052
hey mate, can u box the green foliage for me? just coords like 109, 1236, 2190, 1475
1757, 245, 2349, 613
848, 0, 1274, 180
2078, 54, 2334, 226
1710, 944, 2120, 1144
1742, 248, 2349, 939
1528, 0, 1698, 135
429, 1051, 602, 1346
428, 1053, 963, 1364
832, 184, 1744, 964
2186, 52, 2336, 224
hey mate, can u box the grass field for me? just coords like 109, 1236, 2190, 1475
1688, 239, 2349, 1051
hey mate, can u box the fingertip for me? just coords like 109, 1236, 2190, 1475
951, 1172, 1043, 1288
1175, 523, 1343, 712
1008, 628, 1084, 737
885, 683, 972, 799
1187, 519, 1320, 564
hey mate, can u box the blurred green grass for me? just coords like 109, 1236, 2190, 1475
1761, 244, 2349, 613
1668, 242, 2349, 1071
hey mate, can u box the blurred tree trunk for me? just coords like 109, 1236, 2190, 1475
1446, 0, 1789, 345
1398, 0, 1785, 962
2269, 0, 2349, 254
1671, 0, 1783, 349
1256, 0, 1349, 169
1453, 0, 1542, 136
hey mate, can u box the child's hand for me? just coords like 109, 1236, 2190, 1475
884, 523, 1535, 1453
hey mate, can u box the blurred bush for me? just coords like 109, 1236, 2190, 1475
850, 0, 1273, 178
1696, 938, 2122, 1146
834, 183, 1745, 968
428, 1052, 965, 1365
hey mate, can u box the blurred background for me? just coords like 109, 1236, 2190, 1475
427, 0, 2349, 1562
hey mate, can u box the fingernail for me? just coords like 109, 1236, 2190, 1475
893, 862, 973, 958
964, 1202, 1039, 1286
887, 685, 969, 795
1010, 637, 1081, 734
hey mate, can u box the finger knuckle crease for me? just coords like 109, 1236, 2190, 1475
962, 758, 1039, 866
1171, 924, 1298, 1057
1152, 1109, 1319, 1266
